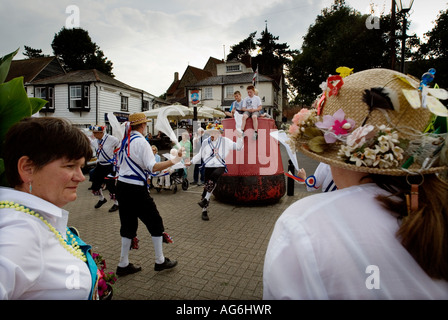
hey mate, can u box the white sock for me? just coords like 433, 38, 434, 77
152, 236, 165, 264
98, 189, 105, 201
114, 200, 119, 205
204, 192, 212, 201
118, 237, 132, 267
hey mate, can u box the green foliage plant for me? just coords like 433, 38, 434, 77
0, 48, 47, 186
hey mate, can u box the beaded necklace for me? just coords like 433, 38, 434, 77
0, 200, 87, 262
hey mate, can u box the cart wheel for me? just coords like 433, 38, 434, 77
173, 185, 178, 194
182, 178, 189, 190
156, 188, 161, 193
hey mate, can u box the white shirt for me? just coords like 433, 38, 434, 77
306, 163, 337, 192
263, 183, 448, 299
0, 187, 92, 300
92, 133, 120, 165
117, 131, 157, 186
191, 136, 243, 168
242, 95, 262, 110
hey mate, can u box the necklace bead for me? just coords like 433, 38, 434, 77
1, 200, 87, 262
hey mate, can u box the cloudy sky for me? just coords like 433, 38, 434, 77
1, 0, 446, 97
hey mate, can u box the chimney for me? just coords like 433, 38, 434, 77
174, 72, 179, 81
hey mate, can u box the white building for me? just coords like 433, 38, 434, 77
7, 57, 167, 135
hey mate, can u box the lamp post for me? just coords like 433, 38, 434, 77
396, 0, 414, 73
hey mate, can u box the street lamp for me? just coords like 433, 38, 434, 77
396, 0, 414, 73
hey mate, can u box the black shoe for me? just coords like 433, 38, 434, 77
198, 198, 209, 208
94, 199, 107, 208
198, 181, 205, 186
202, 211, 209, 221
191, 181, 198, 185
116, 263, 142, 276
108, 204, 119, 212
154, 258, 178, 271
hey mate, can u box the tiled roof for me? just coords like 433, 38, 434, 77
6, 56, 65, 83
191, 73, 275, 87
31, 69, 143, 93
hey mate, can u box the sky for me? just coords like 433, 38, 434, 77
1, 0, 446, 97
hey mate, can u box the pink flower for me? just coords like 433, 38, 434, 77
288, 124, 299, 134
292, 108, 311, 125
346, 125, 376, 148
316, 109, 355, 143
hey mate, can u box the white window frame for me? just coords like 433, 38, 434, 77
225, 86, 234, 99
226, 64, 241, 73
69, 85, 82, 109
121, 96, 129, 111
203, 87, 213, 100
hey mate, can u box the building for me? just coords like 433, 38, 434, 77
167, 56, 284, 120
7, 57, 167, 134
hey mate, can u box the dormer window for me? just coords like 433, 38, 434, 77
226, 64, 241, 73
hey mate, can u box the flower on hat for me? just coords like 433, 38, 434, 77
315, 108, 355, 143
338, 125, 406, 169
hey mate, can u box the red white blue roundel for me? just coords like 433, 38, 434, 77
305, 175, 316, 188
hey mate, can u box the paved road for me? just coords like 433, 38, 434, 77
65, 144, 319, 300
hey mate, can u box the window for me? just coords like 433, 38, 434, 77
121, 96, 129, 111
203, 87, 213, 100
226, 64, 241, 73
35, 86, 54, 112
69, 84, 89, 110
225, 86, 234, 99
142, 100, 149, 111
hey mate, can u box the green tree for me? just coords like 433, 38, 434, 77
52, 27, 114, 76
252, 25, 297, 78
288, 1, 395, 105
409, 7, 448, 88
23, 46, 46, 59
227, 31, 257, 61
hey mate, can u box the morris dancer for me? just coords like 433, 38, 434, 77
189, 124, 243, 221
115, 112, 183, 275
90, 125, 120, 212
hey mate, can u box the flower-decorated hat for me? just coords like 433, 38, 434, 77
205, 121, 224, 136
288, 68, 448, 176
90, 125, 105, 132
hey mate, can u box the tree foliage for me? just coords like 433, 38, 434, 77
52, 27, 114, 77
288, 1, 395, 105
23, 46, 46, 59
227, 27, 296, 77
409, 7, 448, 88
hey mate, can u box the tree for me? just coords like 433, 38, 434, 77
409, 7, 448, 88
288, 0, 395, 105
226, 31, 257, 61
51, 27, 114, 77
23, 46, 46, 59
252, 25, 297, 78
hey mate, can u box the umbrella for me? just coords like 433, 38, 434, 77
144, 104, 214, 119
198, 106, 226, 118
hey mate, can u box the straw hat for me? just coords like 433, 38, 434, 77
289, 68, 448, 176
129, 112, 149, 126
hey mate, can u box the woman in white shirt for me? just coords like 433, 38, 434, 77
263, 68, 448, 299
1, 117, 98, 299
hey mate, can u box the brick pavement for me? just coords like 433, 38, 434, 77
65, 150, 318, 300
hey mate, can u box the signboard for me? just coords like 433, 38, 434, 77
189, 89, 201, 106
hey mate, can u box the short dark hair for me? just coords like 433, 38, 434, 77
4, 117, 92, 187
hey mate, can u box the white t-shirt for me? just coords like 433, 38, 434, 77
0, 188, 92, 300
242, 95, 262, 110
263, 183, 448, 299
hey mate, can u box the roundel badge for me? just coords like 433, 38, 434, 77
305, 175, 316, 188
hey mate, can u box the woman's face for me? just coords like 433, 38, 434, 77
30, 157, 86, 208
